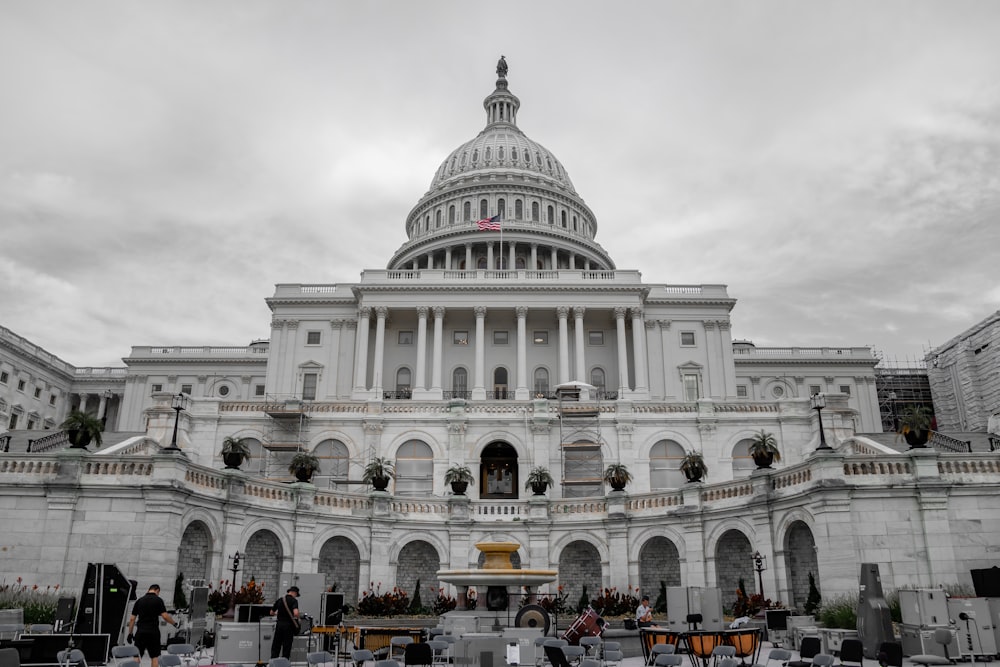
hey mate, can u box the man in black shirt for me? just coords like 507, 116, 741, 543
269, 586, 301, 659
127, 584, 179, 667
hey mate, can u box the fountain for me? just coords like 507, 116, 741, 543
437, 541, 558, 634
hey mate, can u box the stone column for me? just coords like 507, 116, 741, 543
569, 253, 576, 270
557, 306, 570, 384
487, 243, 495, 270
530, 243, 538, 271
509, 242, 516, 270
372, 306, 388, 396
465, 244, 472, 271
703, 320, 721, 398
445, 248, 452, 269
614, 307, 630, 393
550, 247, 558, 270
353, 307, 371, 392
97, 393, 108, 422
415, 306, 428, 391
573, 306, 586, 384
431, 307, 445, 396
472, 306, 487, 400
516, 306, 528, 400
631, 307, 648, 394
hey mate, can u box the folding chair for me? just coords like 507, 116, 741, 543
655, 656, 684, 667
580, 661, 601, 667
544, 646, 573, 667
375, 661, 401, 667
787, 638, 821, 667
56, 650, 87, 667
649, 644, 676, 666
0, 648, 21, 667
877, 642, 902, 667
307, 651, 334, 667
711, 646, 737, 667
403, 643, 433, 667
580, 637, 602, 657
390, 637, 413, 662
110, 646, 140, 666
563, 646, 586, 666
838, 640, 863, 667
158, 656, 182, 667
269, 659, 292, 667
811, 656, 836, 667
352, 650, 376, 667
719, 658, 740, 667
426, 640, 449, 667
759, 648, 792, 667
167, 643, 198, 667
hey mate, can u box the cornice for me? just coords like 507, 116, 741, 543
126, 357, 269, 365
733, 357, 878, 368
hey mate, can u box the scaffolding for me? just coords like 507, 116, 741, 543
262, 394, 309, 478
556, 383, 605, 498
873, 360, 935, 433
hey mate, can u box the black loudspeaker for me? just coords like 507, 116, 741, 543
236, 604, 272, 623
75, 563, 133, 650
514, 604, 551, 636
971, 567, 1000, 597
857, 563, 894, 659
766, 609, 791, 630
54, 597, 76, 631
320, 593, 345, 626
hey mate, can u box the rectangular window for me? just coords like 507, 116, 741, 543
49, 394, 57, 405
682, 374, 701, 401
33, 387, 42, 398
398, 331, 413, 345
27, 419, 36, 430
563, 445, 603, 498
8, 414, 17, 429
302, 373, 318, 400
181, 384, 193, 395
493, 330, 509, 345
533, 331, 549, 345
0, 371, 7, 384
810, 385, 822, 396
736, 385, 748, 398
306, 331, 321, 345
151, 384, 163, 393
680, 332, 696, 346
17, 380, 26, 392
453, 331, 469, 345
255, 384, 265, 396
840, 385, 851, 396
588, 331, 604, 346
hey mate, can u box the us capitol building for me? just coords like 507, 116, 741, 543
2, 61, 997, 613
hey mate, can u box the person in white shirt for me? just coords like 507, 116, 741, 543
636, 595, 653, 627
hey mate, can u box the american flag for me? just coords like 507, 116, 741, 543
477, 214, 502, 231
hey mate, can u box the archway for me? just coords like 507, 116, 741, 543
318, 536, 361, 605
480, 442, 518, 499
784, 521, 819, 610
558, 541, 602, 610
245, 529, 282, 596
177, 521, 212, 584
715, 529, 754, 602
638, 536, 681, 601
397, 540, 440, 606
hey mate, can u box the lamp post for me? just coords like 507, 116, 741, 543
101, 389, 113, 430
888, 390, 898, 432
166, 393, 185, 452
811, 393, 831, 450
222, 551, 243, 620
752, 550, 767, 597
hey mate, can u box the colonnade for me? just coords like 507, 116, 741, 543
353, 305, 648, 400
405, 240, 602, 272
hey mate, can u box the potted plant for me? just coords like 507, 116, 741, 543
748, 430, 781, 469
603, 463, 632, 491
680, 450, 708, 483
220, 436, 252, 470
444, 464, 474, 495
525, 466, 555, 495
898, 405, 933, 448
362, 456, 395, 491
59, 410, 104, 449
288, 451, 320, 482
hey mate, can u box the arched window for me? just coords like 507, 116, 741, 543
531, 202, 539, 222
480, 442, 518, 499
516, 256, 526, 269
498, 199, 506, 219
650, 440, 686, 489
395, 368, 411, 399
732, 439, 756, 477
547, 205, 554, 224
451, 367, 469, 399
477, 256, 488, 269
448, 205, 455, 224
472, 149, 479, 163
493, 367, 509, 399
573, 215, 578, 231
395, 440, 433, 496
591, 368, 606, 396
480, 199, 489, 218
515, 200, 523, 220
561, 211, 567, 227
485, 147, 492, 162
435, 210, 442, 228
463, 201, 471, 221
533, 368, 549, 397
424, 215, 430, 232
498, 146, 505, 161
314, 439, 350, 489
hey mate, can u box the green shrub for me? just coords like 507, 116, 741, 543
818, 593, 857, 629
0, 580, 66, 625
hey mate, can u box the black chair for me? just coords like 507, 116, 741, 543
403, 643, 433, 667
545, 646, 573, 667
877, 642, 902, 667
787, 637, 821, 667
839, 639, 863, 667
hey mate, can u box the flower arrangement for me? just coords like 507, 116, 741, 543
356, 582, 411, 617
534, 585, 569, 616
590, 586, 641, 617
431, 587, 457, 615
732, 580, 781, 617
0, 579, 65, 625
206, 578, 265, 615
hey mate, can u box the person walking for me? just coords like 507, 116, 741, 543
127, 584, 179, 667
269, 586, 301, 659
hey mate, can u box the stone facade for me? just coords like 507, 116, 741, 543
927, 310, 1000, 432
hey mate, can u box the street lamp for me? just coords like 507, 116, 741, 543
102, 389, 113, 430
222, 551, 243, 620
166, 393, 186, 452
811, 393, 831, 450
752, 550, 767, 597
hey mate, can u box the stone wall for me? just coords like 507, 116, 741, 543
245, 529, 282, 597
558, 540, 602, 609
177, 520, 212, 584
318, 536, 361, 605
715, 530, 754, 607
785, 521, 818, 610
639, 536, 681, 600
396, 540, 440, 605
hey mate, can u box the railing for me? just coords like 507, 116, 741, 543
73, 367, 129, 377
130, 345, 269, 357
383, 389, 413, 400
732, 346, 875, 359
928, 431, 972, 453
474, 501, 527, 518
444, 390, 471, 400
991, 435, 1000, 452
27, 431, 69, 453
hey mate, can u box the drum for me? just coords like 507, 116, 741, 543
639, 629, 683, 664
560, 607, 607, 645
515, 604, 552, 637
686, 631, 725, 667
725, 628, 761, 665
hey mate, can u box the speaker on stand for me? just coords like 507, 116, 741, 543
319, 593, 345, 655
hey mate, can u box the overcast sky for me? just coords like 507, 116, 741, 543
2, 1, 998, 368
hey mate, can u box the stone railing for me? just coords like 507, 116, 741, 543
626, 493, 684, 512
27, 431, 69, 453
701, 481, 754, 503
928, 431, 972, 453
550, 499, 608, 515
73, 367, 129, 378
474, 501, 527, 519
390, 499, 450, 514
732, 346, 875, 359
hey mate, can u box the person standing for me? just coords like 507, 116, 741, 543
269, 586, 301, 659
635, 595, 654, 628
127, 584, 179, 667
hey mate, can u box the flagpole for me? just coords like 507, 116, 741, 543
499, 216, 503, 270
